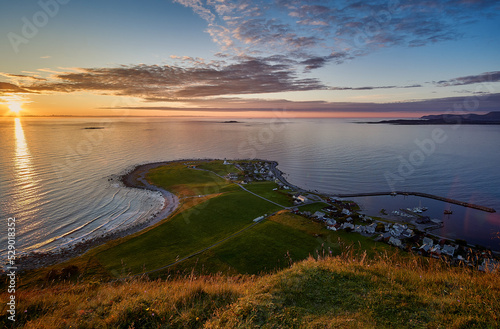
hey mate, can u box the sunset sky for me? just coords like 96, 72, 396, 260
1, 0, 499, 117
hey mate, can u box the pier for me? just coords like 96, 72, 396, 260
333, 191, 496, 213
269, 161, 496, 214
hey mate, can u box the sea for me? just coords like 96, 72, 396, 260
1, 115, 499, 259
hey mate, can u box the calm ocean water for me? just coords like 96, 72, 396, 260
1, 116, 499, 257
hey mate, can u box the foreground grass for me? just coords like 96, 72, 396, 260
4, 252, 499, 328
9, 160, 498, 327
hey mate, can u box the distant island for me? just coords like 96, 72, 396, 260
221, 120, 241, 123
368, 111, 500, 125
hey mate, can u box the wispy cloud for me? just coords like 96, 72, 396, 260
103, 92, 500, 113
2, 63, 497, 110
329, 84, 422, 91
18, 57, 325, 101
174, 0, 499, 70
0, 73, 46, 81
435, 71, 500, 87
0, 82, 34, 94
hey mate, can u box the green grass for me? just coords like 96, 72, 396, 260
7, 160, 500, 328
96, 190, 281, 276
154, 211, 389, 277
242, 181, 295, 207
196, 160, 241, 176
6, 252, 499, 329
147, 162, 231, 197
271, 212, 389, 256
203, 220, 321, 274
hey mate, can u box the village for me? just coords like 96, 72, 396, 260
224, 160, 499, 273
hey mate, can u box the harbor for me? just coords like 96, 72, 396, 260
333, 191, 496, 213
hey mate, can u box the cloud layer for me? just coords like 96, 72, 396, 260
104, 92, 500, 114
21, 58, 325, 101
435, 71, 500, 87
174, 0, 499, 69
1, 1, 499, 114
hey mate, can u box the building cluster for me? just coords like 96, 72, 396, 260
293, 198, 499, 272
230, 161, 276, 183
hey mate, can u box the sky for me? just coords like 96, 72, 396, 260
0, 0, 499, 118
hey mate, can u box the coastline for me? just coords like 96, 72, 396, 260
15, 158, 499, 271
17, 161, 181, 271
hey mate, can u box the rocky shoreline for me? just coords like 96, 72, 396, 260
12, 161, 182, 272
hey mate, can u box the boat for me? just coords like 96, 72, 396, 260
444, 209, 453, 215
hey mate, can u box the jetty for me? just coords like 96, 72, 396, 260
333, 191, 496, 213
268, 161, 496, 214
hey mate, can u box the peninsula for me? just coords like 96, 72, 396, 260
14, 159, 497, 275
369, 111, 500, 125
3, 159, 499, 329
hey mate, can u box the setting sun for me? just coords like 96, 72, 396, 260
8, 102, 23, 114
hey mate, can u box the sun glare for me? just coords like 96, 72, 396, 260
8, 102, 24, 115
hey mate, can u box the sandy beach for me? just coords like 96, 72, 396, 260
17, 161, 181, 271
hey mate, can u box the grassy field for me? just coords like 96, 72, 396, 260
242, 181, 295, 207
4, 160, 500, 328
96, 190, 281, 276
16, 160, 389, 283
148, 211, 390, 278
6, 252, 499, 329
195, 160, 241, 176
146, 162, 232, 197
296, 202, 330, 213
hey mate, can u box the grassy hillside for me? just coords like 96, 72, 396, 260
3, 252, 499, 328
61, 160, 388, 279
5, 160, 498, 328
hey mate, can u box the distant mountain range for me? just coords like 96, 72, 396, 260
370, 111, 500, 125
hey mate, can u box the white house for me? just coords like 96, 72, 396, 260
313, 211, 326, 219
296, 195, 308, 203
354, 225, 365, 233
441, 245, 456, 257
389, 237, 402, 247
326, 219, 336, 226
341, 208, 351, 216
422, 237, 434, 247
342, 222, 354, 230
365, 223, 377, 234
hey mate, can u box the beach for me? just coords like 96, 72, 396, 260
17, 161, 180, 271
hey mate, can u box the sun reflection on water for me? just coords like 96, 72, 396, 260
14, 118, 40, 212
